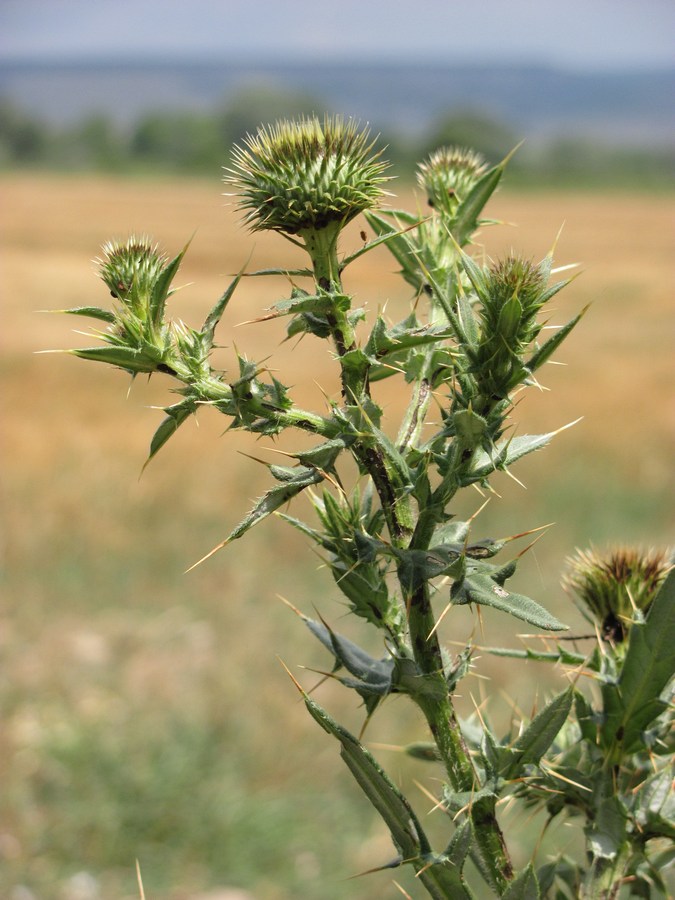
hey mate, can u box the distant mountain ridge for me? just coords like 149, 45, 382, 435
1, 58, 674, 147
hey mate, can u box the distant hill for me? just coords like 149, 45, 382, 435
1, 58, 674, 149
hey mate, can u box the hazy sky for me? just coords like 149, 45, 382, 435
1, 0, 674, 70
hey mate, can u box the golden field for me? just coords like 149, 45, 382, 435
1, 173, 674, 899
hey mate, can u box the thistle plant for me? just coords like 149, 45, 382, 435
57, 115, 674, 898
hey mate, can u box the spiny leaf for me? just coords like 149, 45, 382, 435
301, 613, 395, 696
302, 694, 472, 897
501, 863, 541, 900
340, 216, 426, 270
267, 289, 351, 319
499, 687, 574, 779
303, 692, 431, 859
451, 560, 567, 631
603, 569, 675, 753
525, 305, 589, 374
144, 398, 197, 468
57, 306, 117, 323
457, 245, 489, 300
188, 465, 324, 569
469, 422, 580, 480
588, 791, 628, 861
633, 764, 675, 841
69, 345, 157, 374
200, 269, 243, 349
363, 210, 423, 286
149, 237, 191, 323
243, 266, 313, 278
451, 157, 508, 247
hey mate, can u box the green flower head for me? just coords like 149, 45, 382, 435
417, 146, 488, 215
563, 546, 671, 642
97, 235, 166, 305
225, 115, 390, 237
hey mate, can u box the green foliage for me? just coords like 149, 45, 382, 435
2, 89, 673, 187
422, 110, 519, 166
56, 118, 674, 898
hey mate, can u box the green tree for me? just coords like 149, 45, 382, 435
0, 97, 50, 164
130, 111, 221, 172
423, 109, 518, 165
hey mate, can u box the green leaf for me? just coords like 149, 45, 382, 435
456, 292, 479, 348
58, 306, 117, 323
286, 310, 332, 340
469, 424, 579, 481
304, 695, 473, 898
149, 237, 190, 324
244, 266, 313, 278
499, 688, 574, 779
451, 559, 568, 631
286, 438, 347, 470
340, 217, 425, 270
69, 345, 157, 373
395, 545, 465, 594
604, 569, 675, 753
363, 210, 424, 288
191, 466, 324, 567
304, 694, 430, 854
364, 314, 455, 362
453, 407, 489, 449
525, 305, 589, 375
537, 856, 580, 899
442, 819, 473, 868
200, 270, 243, 349
300, 614, 395, 707
451, 159, 507, 247
633, 764, 675, 841
458, 246, 489, 301
144, 398, 197, 467
588, 792, 627, 860
501, 863, 541, 900
270, 288, 350, 318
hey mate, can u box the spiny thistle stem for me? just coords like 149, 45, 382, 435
407, 581, 513, 891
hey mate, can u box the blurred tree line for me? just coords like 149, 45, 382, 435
1, 85, 673, 188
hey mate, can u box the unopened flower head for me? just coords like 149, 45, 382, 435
417, 147, 488, 214
563, 546, 671, 642
97, 235, 166, 304
487, 256, 546, 311
225, 116, 390, 236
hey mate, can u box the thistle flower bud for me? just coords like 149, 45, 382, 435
417, 146, 488, 215
484, 256, 547, 340
97, 236, 166, 308
563, 547, 671, 642
469, 255, 548, 401
225, 116, 390, 238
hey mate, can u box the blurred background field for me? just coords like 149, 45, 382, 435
2, 2, 675, 898
2, 171, 674, 900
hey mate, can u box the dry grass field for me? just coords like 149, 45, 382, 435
1, 172, 674, 899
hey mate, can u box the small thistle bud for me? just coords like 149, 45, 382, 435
417, 146, 488, 215
97, 236, 166, 309
563, 547, 671, 642
470, 255, 548, 401
485, 256, 547, 340
225, 116, 390, 238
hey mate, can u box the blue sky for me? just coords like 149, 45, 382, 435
1, 0, 674, 70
